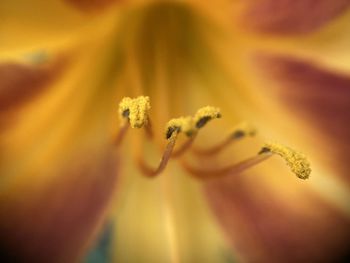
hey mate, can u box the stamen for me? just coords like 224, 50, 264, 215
114, 124, 129, 147
260, 142, 311, 179
183, 142, 311, 180
170, 106, 221, 158
138, 116, 197, 177
144, 118, 154, 139
182, 152, 272, 180
193, 106, 221, 129
171, 108, 223, 158
193, 122, 256, 156
138, 130, 179, 177
166, 117, 197, 158
115, 96, 311, 181
231, 122, 256, 138
165, 116, 196, 139
118, 96, 151, 128
172, 135, 197, 158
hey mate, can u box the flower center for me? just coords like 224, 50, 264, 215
116, 96, 311, 181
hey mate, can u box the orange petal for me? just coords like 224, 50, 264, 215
63, 0, 122, 13
0, 1, 119, 56
0, 147, 119, 262
240, 0, 350, 34
254, 55, 350, 181
204, 172, 350, 262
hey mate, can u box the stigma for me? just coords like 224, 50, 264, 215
115, 96, 311, 181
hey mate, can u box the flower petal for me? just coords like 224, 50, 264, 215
0, 33, 123, 262
64, 0, 121, 12
0, 0, 119, 56
0, 59, 66, 113
112, 165, 231, 263
239, 0, 350, 34
0, 147, 119, 262
233, 10, 350, 75
204, 168, 350, 262
253, 55, 350, 181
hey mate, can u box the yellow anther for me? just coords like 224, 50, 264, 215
230, 122, 257, 138
165, 116, 196, 139
118, 96, 151, 128
193, 106, 221, 129
262, 142, 311, 179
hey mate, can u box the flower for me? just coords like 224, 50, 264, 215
1, 0, 350, 262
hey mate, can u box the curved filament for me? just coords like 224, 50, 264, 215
182, 152, 272, 180
172, 135, 197, 158
115, 124, 129, 147
138, 133, 178, 177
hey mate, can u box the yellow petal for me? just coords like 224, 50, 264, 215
111, 156, 231, 262
0, 0, 120, 57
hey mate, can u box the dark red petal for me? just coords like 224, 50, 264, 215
255, 55, 350, 182
0, 59, 66, 132
205, 174, 350, 263
63, 0, 121, 12
0, 60, 65, 113
0, 148, 119, 262
241, 0, 350, 34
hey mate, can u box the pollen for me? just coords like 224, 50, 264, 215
165, 116, 196, 139
193, 106, 221, 129
118, 96, 151, 128
262, 142, 311, 179
230, 122, 256, 138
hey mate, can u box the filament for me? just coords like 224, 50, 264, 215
172, 135, 197, 158
115, 124, 129, 147
138, 132, 179, 177
182, 151, 272, 180
144, 119, 154, 139
193, 122, 256, 156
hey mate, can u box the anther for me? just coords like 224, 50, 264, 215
231, 122, 256, 139
193, 106, 221, 129
138, 114, 204, 177
260, 142, 311, 179
118, 96, 151, 128
170, 108, 222, 158
165, 116, 196, 139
